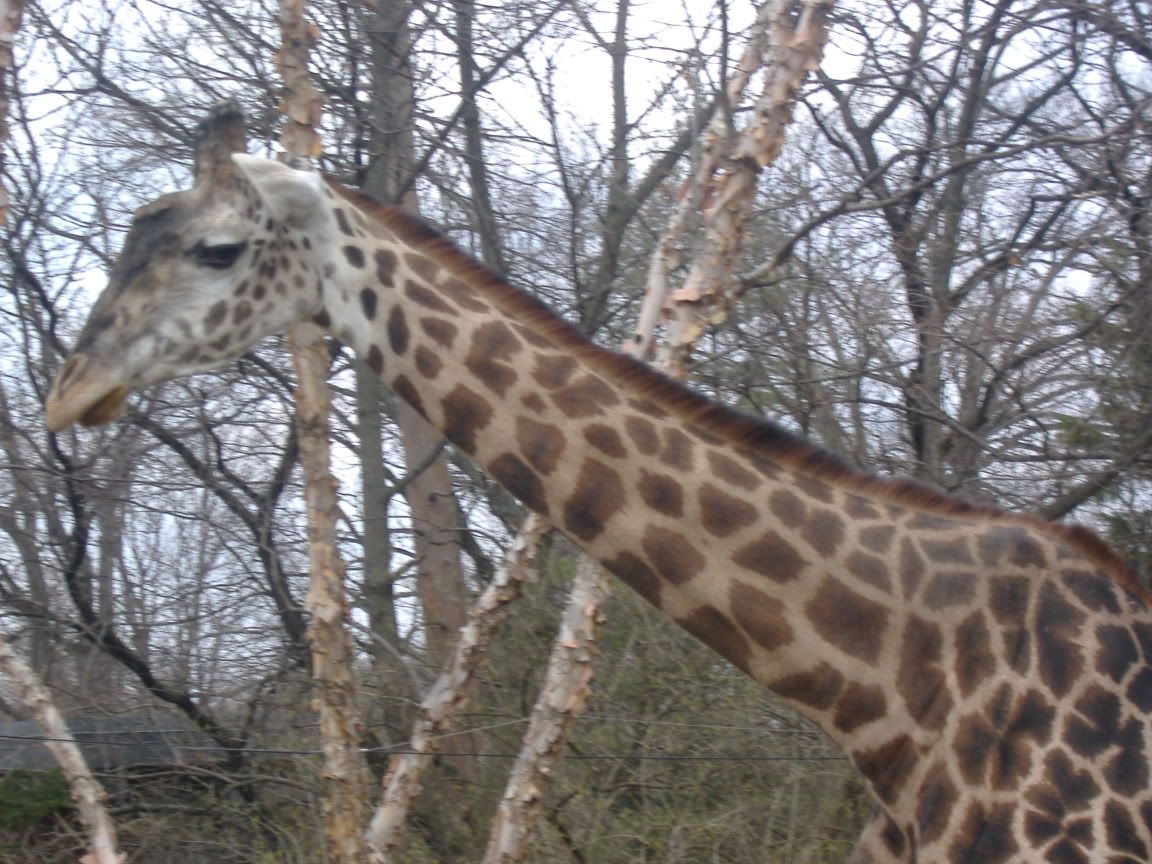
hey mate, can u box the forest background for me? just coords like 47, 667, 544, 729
0, 0, 1150, 862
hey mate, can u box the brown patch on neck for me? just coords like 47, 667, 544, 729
324, 176, 1147, 607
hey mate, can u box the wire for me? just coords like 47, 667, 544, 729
0, 732, 846, 762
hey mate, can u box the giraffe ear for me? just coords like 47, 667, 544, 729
231, 154, 325, 229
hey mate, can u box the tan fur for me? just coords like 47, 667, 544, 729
329, 178, 1146, 606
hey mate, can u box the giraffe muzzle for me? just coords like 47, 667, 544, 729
44, 353, 131, 432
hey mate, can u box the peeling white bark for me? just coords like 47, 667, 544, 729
366, 514, 550, 861
0, 632, 123, 864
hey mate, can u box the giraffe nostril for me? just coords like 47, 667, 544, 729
54, 354, 87, 394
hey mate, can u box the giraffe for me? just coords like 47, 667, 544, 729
44, 107, 1152, 863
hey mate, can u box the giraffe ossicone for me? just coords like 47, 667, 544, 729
44, 107, 1152, 863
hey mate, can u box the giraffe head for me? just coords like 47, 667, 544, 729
44, 106, 334, 431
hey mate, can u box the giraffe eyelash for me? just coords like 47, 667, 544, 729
190, 240, 248, 270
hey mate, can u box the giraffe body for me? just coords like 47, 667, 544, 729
44, 134, 1152, 862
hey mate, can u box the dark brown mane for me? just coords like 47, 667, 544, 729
328, 179, 1147, 605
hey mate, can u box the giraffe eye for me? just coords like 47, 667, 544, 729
194, 241, 247, 270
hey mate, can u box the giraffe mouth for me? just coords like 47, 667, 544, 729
44, 353, 131, 432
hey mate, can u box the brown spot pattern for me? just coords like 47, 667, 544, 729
832, 682, 887, 733
807, 578, 889, 663
513, 324, 555, 349
732, 532, 807, 583
990, 575, 1032, 674
708, 452, 760, 490
677, 606, 752, 672
405, 279, 456, 315
414, 346, 442, 379
1035, 581, 1087, 698
845, 551, 891, 593
916, 761, 959, 845
627, 397, 667, 418
854, 734, 919, 805
387, 305, 409, 355
771, 662, 845, 710
604, 552, 662, 607
859, 524, 896, 554
699, 483, 759, 538
920, 537, 974, 565
375, 249, 398, 285
563, 458, 625, 541
552, 373, 620, 418
440, 277, 490, 312
489, 453, 548, 515
845, 495, 881, 519
769, 489, 806, 528
625, 415, 659, 455
660, 428, 695, 470
801, 508, 846, 554
1105, 799, 1149, 858
404, 253, 439, 281
897, 615, 952, 731
360, 287, 378, 320
204, 300, 228, 332
637, 470, 684, 517
343, 245, 366, 268
730, 582, 793, 652
366, 344, 384, 375
531, 353, 578, 389
954, 610, 997, 697
465, 320, 521, 396
392, 374, 426, 419
923, 570, 976, 609
516, 417, 565, 475
642, 526, 706, 586
421, 317, 457, 348
949, 801, 1018, 863
899, 537, 926, 599
794, 474, 833, 502
584, 424, 627, 458
978, 525, 1048, 569
440, 384, 493, 454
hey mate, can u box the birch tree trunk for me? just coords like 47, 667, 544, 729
482, 557, 609, 863
647, 0, 834, 373
278, 2, 370, 862
2, 7, 117, 860
0, 0, 23, 224
366, 514, 550, 861
365, 0, 470, 672
0, 633, 122, 864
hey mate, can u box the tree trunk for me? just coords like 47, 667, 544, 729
365, 0, 469, 671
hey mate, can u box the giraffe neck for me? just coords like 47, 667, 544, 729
317, 180, 1137, 815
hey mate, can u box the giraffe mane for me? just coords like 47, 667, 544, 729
327, 179, 1147, 605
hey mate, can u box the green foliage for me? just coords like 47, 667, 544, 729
0, 770, 71, 831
